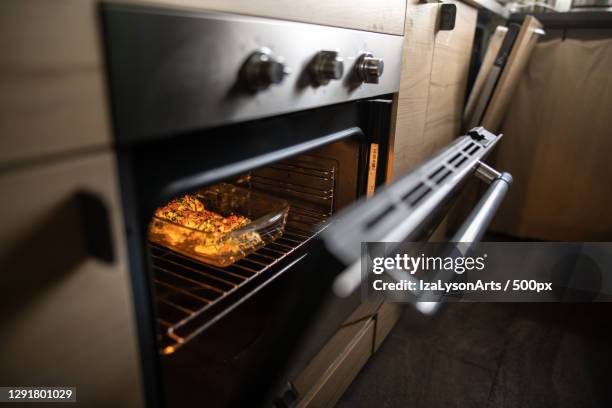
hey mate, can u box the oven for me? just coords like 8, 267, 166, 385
100, 4, 511, 408
115, 101, 396, 407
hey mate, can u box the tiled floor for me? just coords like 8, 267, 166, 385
338, 303, 612, 408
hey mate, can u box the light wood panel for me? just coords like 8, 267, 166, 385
374, 302, 402, 351
293, 299, 402, 407
392, 0, 478, 178
422, 0, 478, 151
0, 151, 144, 406
392, 0, 440, 177
0, 0, 407, 168
293, 300, 380, 397
295, 319, 375, 408
463, 25, 508, 129
0, 1, 112, 168
481, 16, 543, 133
128, 0, 407, 34
490, 36, 612, 240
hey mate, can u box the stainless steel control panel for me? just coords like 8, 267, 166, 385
102, 4, 404, 143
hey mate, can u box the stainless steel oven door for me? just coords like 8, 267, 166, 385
231, 126, 513, 407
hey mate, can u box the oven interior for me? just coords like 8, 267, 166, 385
152, 139, 361, 355
148, 139, 361, 406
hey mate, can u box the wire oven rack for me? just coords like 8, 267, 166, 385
151, 227, 317, 355
151, 154, 336, 355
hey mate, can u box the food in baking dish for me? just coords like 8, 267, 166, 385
148, 183, 289, 267
152, 194, 261, 253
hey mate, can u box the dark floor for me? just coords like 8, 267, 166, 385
338, 303, 612, 408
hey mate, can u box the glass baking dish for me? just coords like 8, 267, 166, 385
148, 183, 289, 267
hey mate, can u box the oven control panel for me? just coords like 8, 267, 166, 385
102, 4, 403, 143
241, 49, 384, 91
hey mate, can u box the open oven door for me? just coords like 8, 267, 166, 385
233, 126, 513, 407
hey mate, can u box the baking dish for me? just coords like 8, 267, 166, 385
149, 183, 289, 267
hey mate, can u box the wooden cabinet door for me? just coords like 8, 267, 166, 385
422, 1, 478, 153
392, 0, 477, 178
0, 152, 144, 407
392, 0, 440, 178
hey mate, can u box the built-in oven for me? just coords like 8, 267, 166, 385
116, 99, 397, 408
101, 4, 512, 408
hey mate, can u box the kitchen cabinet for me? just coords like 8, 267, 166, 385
390, 0, 439, 178
293, 299, 403, 407
0, 151, 143, 407
295, 316, 376, 408
140, 0, 407, 34
392, 0, 478, 177
0, 1, 112, 168
424, 1, 478, 148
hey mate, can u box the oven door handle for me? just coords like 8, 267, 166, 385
451, 161, 513, 244
412, 162, 512, 315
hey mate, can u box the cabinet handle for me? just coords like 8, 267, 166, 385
77, 191, 115, 263
439, 3, 457, 31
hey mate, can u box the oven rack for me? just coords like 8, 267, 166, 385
151, 225, 320, 355
250, 153, 336, 221
151, 153, 336, 354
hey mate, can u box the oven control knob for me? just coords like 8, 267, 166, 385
355, 52, 384, 84
311, 50, 344, 85
241, 48, 290, 91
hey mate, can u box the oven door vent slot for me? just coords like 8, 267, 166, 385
402, 182, 433, 206
365, 204, 396, 230
428, 166, 453, 185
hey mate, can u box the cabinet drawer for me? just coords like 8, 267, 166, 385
296, 319, 375, 408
